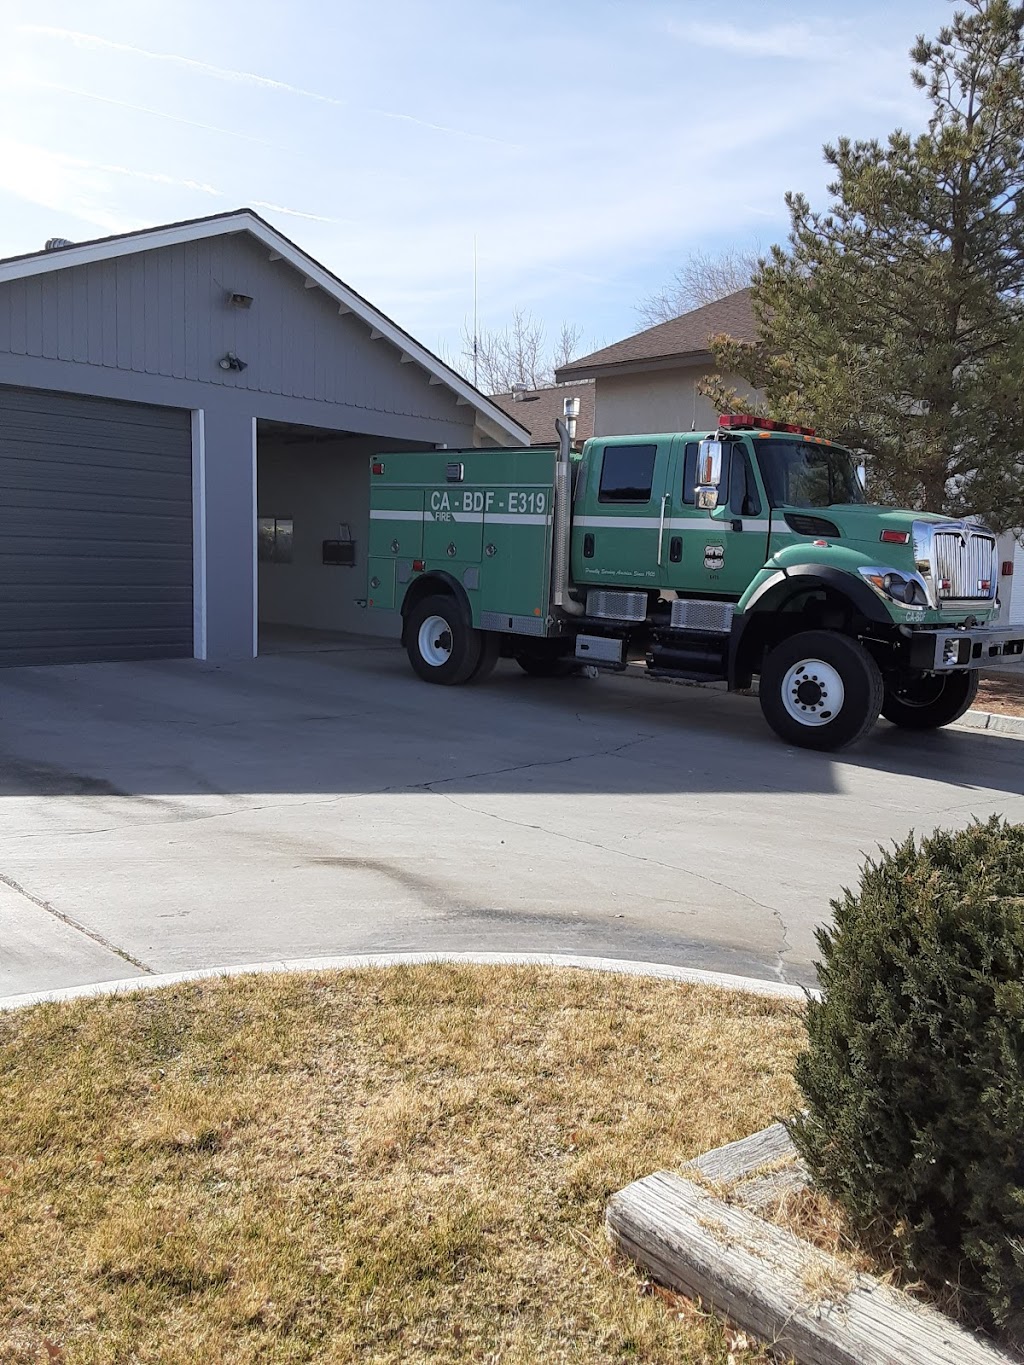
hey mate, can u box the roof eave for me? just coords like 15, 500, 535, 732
555, 350, 715, 383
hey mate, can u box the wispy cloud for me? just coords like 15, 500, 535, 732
666, 19, 840, 61
0, 138, 140, 235
36, 82, 289, 148
20, 25, 521, 149
0, 137, 342, 230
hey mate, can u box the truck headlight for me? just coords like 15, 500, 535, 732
859, 567, 931, 609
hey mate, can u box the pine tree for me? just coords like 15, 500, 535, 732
708, 1, 1024, 530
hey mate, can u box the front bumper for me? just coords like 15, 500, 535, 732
907, 624, 1024, 673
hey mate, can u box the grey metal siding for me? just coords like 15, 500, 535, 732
0, 236, 462, 424
0, 385, 192, 666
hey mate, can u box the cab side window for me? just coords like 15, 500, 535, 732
598, 443, 657, 503
729, 448, 762, 518
682, 443, 698, 504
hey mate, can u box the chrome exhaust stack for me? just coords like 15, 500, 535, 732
552, 418, 584, 616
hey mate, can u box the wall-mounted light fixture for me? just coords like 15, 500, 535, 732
218, 352, 248, 372
226, 290, 254, 308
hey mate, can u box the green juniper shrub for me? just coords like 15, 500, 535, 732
788, 817, 1024, 1341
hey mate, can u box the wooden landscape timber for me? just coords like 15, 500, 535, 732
607, 1126, 1018, 1365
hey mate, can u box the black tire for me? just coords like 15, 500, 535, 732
404, 594, 483, 685
467, 631, 501, 684
515, 646, 579, 678
759, 630, 884, 752
881, 671, 979, 730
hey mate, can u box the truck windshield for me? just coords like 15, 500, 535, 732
755, 440, 865, 508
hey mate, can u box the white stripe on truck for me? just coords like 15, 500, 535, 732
369, 509, 550, 526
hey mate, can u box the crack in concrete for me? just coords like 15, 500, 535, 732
771, 908, 793, 985
0, 871, 153, 974
426, 785, 784, 923
0, 732, 666, 843
414, 731, 658, 791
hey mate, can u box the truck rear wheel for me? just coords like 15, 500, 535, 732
405, 594, 483, 685
759, 630, 883, 751
881, 671, 979, 730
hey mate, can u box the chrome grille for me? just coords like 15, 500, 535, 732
932, 528, 997, 601
586, 589, 647, 621
671, 599, 735, 633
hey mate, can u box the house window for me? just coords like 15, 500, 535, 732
598, 443, 657, 503
258, 516, 293, 563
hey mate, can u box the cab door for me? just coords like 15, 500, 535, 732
665, 438, 770, 598
572, 437, 675, 590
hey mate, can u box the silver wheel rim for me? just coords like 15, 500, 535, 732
781, 658, 845, 727
418, 615, 453, 667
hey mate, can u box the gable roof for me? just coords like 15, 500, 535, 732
0, 209, 529, 446
555, 288, 756, 382
489, 380, 595, 446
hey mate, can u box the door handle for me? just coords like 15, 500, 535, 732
669, 536, 682, 563
657, 494, 669, 565
583, 533, 595, 559
730, 518, 743, 532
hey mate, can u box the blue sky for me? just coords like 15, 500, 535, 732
0, 0, 946, 366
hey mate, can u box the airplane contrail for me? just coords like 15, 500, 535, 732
22, 26, 521, 150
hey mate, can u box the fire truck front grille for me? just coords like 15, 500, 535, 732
933, 529, 997, 601
586, 590, 648, 621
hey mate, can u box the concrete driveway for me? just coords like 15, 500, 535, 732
2, 639, 1023, 999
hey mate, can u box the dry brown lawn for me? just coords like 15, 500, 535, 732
976, 671, 1024, 718
0, 965, 803, 1364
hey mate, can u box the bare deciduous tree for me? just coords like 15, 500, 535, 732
441, 309, 584, 393
551, 320, 584, 375
637, 246, 759, 326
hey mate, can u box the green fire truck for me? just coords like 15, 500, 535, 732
366, 415, 1024, 750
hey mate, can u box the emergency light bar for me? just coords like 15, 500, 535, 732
718, 414, 816, 437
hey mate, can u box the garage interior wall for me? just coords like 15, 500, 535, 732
257, 434, 419, 639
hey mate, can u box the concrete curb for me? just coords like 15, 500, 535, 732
957, 707, 1024, 736
0, 951, 813, 1013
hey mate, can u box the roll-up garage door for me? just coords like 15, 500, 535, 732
0, 386, 193, 665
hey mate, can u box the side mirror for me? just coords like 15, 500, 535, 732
696, 439, 723, 510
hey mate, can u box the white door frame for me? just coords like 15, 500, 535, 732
251, 416, 259, 657
191, 408, 208, 660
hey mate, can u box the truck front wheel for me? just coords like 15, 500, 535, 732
880, 671, 979, 730
405, 594, 483, 685
759, 630, 883, 751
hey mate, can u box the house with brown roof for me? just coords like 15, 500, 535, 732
489, 379, 595, 447
554, 288, 761, 437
